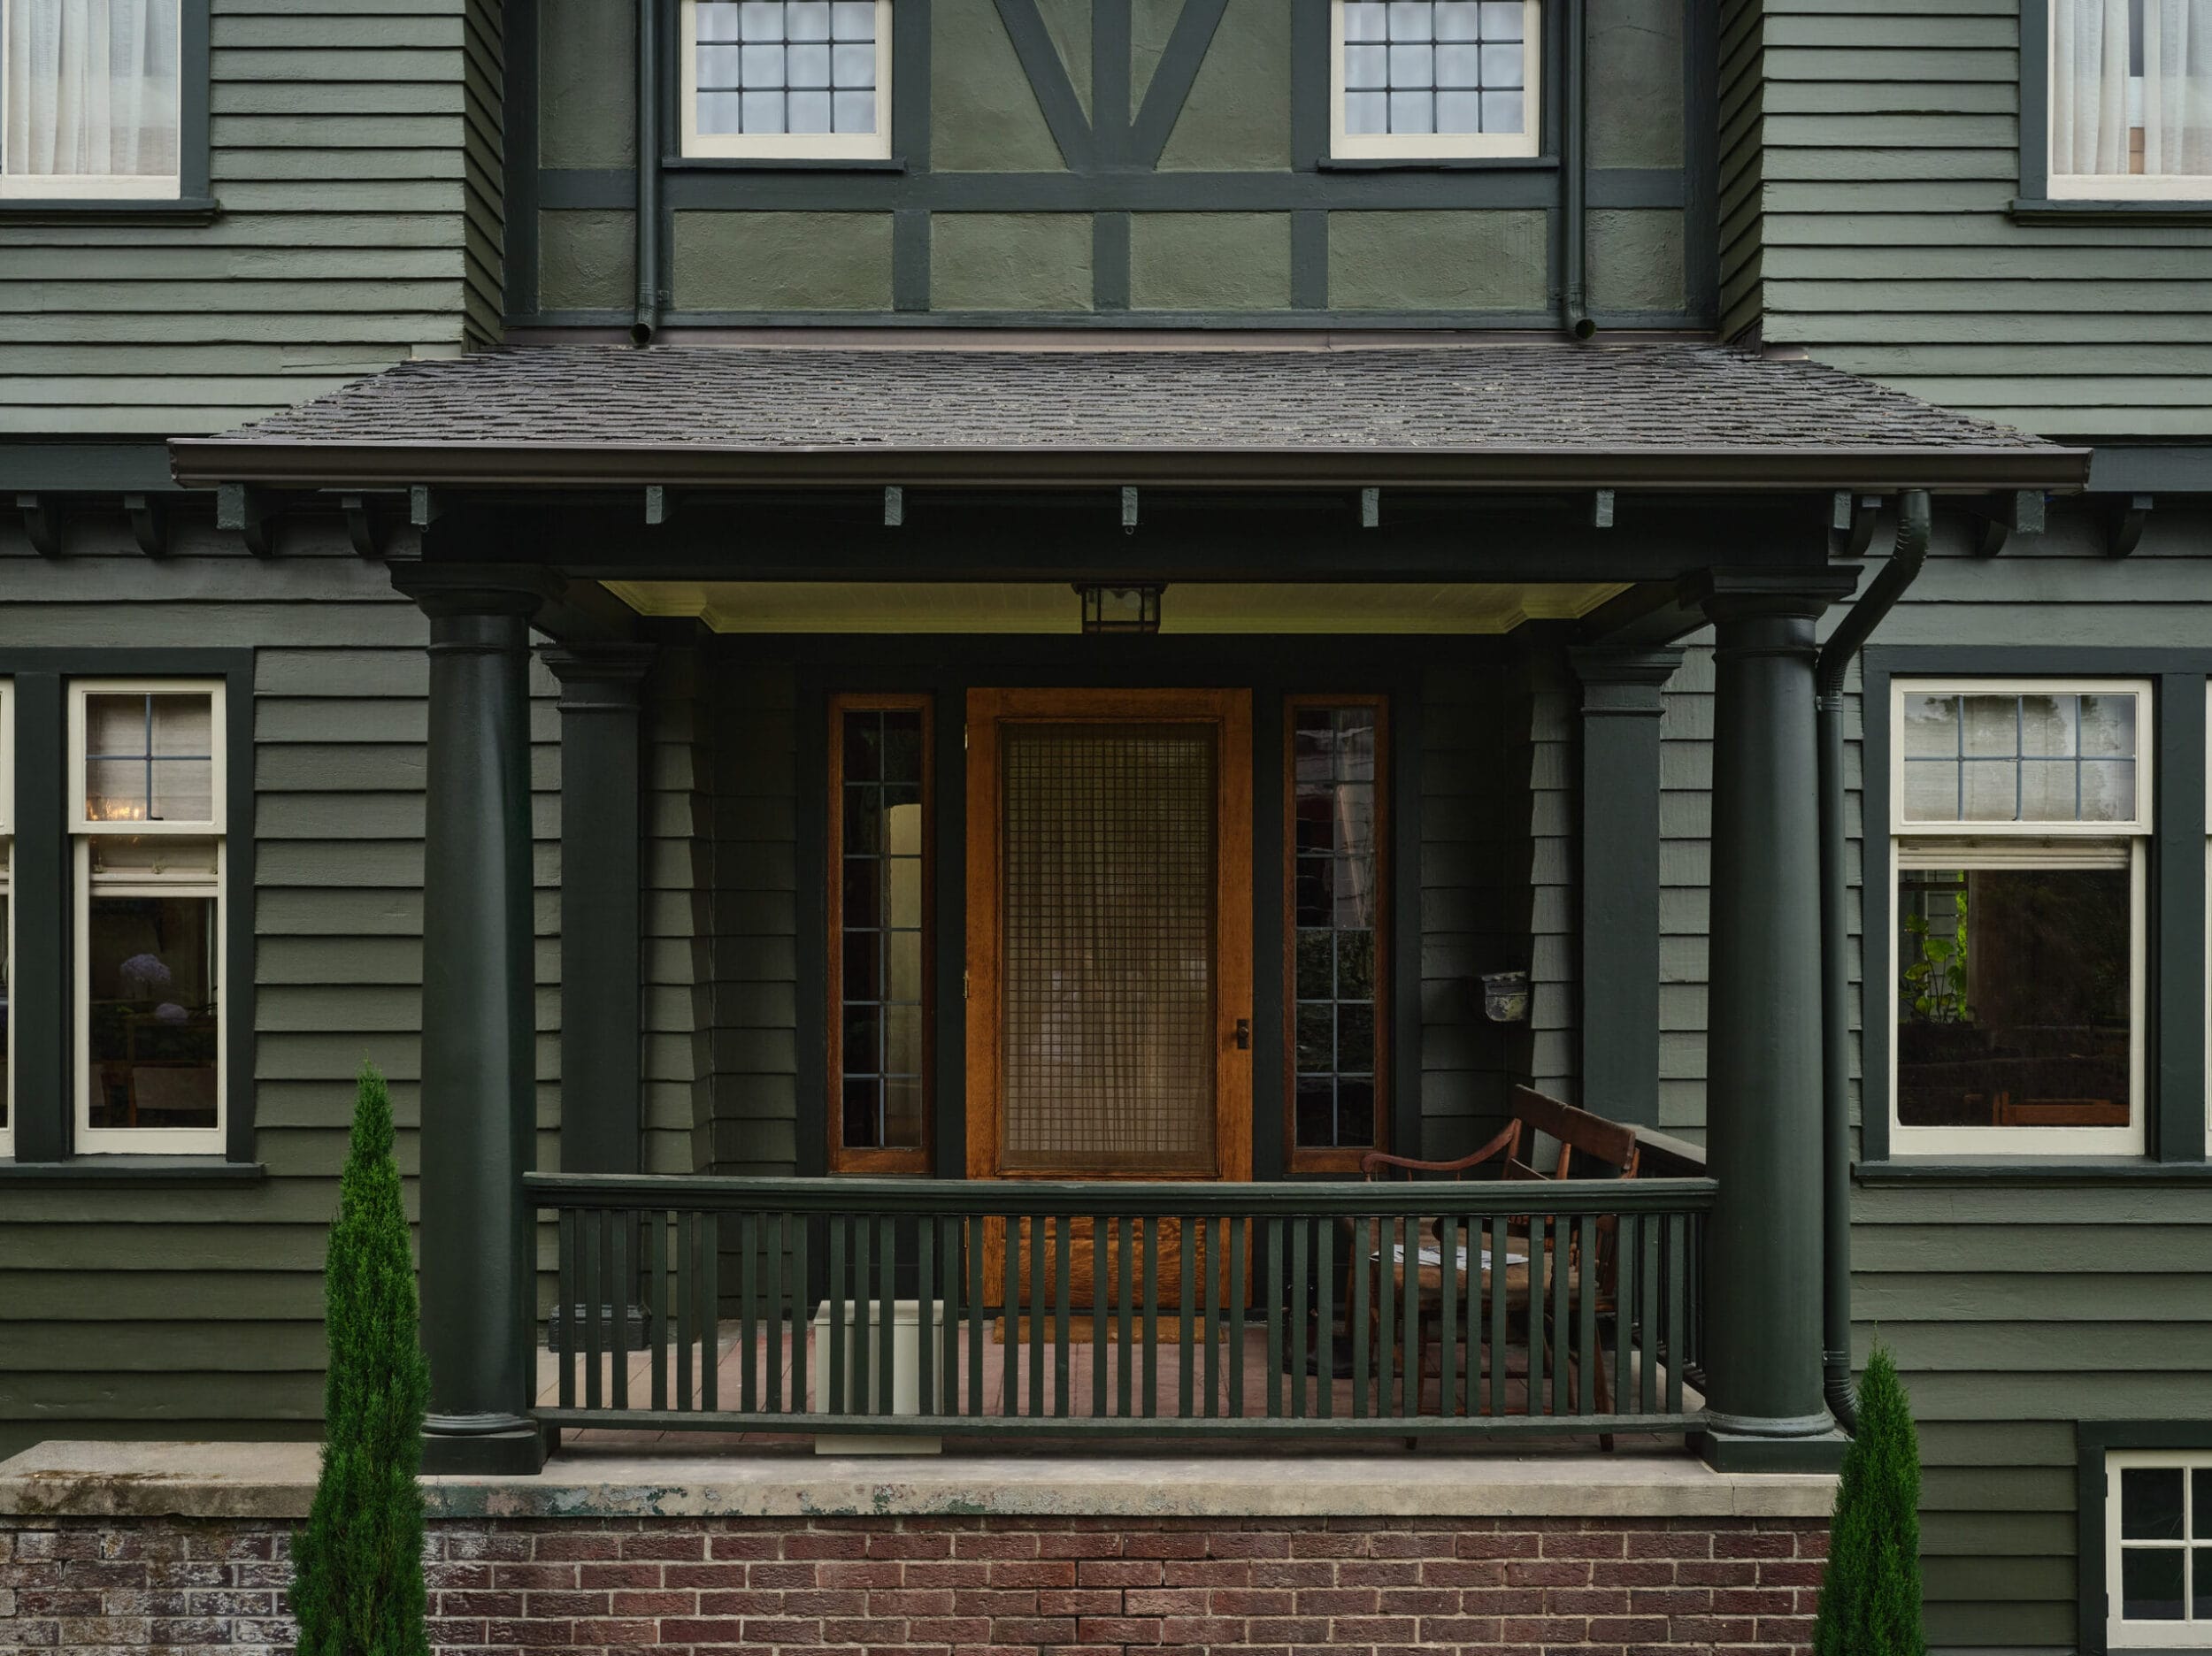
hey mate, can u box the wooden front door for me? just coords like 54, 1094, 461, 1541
965, 689, 1254, 1306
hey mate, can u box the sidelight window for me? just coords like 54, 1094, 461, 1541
681, 0, 892, 161
1331, 0, 1542, 160
1889, 679, 2150, 1156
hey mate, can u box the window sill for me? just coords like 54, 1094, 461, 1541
662, 155, 904, 172
1320, 155, 1556, 172
1856, 1157, 2212, 1185
0, 1156, 265, 1186
0, 196, 219, 226
2012, 195, 2212, 224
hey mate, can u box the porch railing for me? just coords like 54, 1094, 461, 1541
525, 1173, 1713, 1443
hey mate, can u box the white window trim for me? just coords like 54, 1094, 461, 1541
68, 678, 226, 835
1328, 0, 1543, 161
2106, 1450, 2212, 1648
678, 0, 894, 161
0, 0, 186, 200
72, 839, 226, 1155
1890, 677, 2154, 837
2044, 4, 2212, 201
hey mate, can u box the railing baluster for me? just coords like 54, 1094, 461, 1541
1264, 1217, 1284, 1419
1002, 1215, 1020, 1416
1202, 1217, 1221, 1420
1401, 1211, 1420, 1418
1028, 1214, 1046, 1418
1288, 1215, 1309, 1419
1315, 1215, 1334, 1422
876, 1215, 895, 1423
1141, 1216, 1159, 1419
1613, 1211, 1636, 1417
791, 1215, 810, 1418
1526, 1215, 1546, 1414
851, 1215, 872, 1414
1577, 1213, 1597, 1418
1352, 1215, 1371, 1419
967, 1214, 985, 1418
699, 1211, 719, 1412
766, 1212, 786, 1414
1664, 1212, 1686, 1414
1091, 1215, 1108, 1417
1376, 1215, 1396, 1415
1117, 1215, 1134, 1418
1438, 1214, 1456, 1421
648, 1208, 667, 1412
1228, 1217, 1247, 1419
1550, 1212, 1571, 1417
938, 1215, 958, 1417
557, 1208, 577, 1410
1487, 1214, 1507, 1421
917, 1210, 935, 1419
675, 1210, 695, 1411
1179, 1220, 1196, 1419
1053, 1217, 1072, 1418
739, 1210, 759, 1414
582, 1208, 604, 1412
826, 1215, 846, 1415
610, 1210, 630, 1412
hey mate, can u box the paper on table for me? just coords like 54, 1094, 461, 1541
1376, 1244, 1530, 1269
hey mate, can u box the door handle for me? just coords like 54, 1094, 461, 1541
1233, 1018, 1252, 1051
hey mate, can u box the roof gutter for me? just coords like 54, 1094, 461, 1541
167, 440, 2093, 494
1813, 487, 1932, 1434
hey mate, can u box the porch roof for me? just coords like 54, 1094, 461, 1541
169, 341, 2089, 494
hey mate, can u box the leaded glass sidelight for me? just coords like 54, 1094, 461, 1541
1289, 700, 1386, 1165
830, 696, 929, 1170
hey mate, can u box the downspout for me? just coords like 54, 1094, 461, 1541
1814, 488, 1932, 1433
632, 0, 661, 344
1558, 0, 1594, 341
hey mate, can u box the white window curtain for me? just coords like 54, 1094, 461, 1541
3, 0, 180, 182
2054, 0, 2212, 178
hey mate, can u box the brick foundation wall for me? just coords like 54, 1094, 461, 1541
0, 1512, 1828, 1654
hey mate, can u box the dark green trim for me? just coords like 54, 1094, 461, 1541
537, 164, 1690, 211
2017, 0, 2052, 203
1287, 1, 1329, 172
503, 0, 541, 318
1129, 0, 1231, 167
996, 0, 1094, 169
1682, 0, 1719, 324
0, 1158, 265, 1185
893, 208, 932, 311
0, 649, 256, 1165
2076, 1422, 2212, 1656
1288, 210, 1327, 309
0, 444, 180, 494
1092, 211, 1131, 311
1856, 1158, 2212, 1184
0, 196, 218, 224
2013, 197, 2212, 223
1317, 157, 1561, 172
1862, 646, 2212, 1168
792, 666, 830, 1181
535, 1405, 1704, 1440
509, 306, 1699, 331
1091, 0, 1130, 171
2088, 446, 2212, 494
663, 156, 909, 172
1694, 1427, 1848, 1473
1387, 686, 1423, 1169
893, 0, 932, 172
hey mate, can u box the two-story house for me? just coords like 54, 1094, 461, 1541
0, 4, 2206, 1654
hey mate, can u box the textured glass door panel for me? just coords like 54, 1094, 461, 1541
999, 724, 1217, 1175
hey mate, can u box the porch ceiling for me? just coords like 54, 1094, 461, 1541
603, 579, 1631, 633
168, 341, 2091, 494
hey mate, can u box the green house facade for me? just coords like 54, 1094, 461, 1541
2, 4, 2210, 1654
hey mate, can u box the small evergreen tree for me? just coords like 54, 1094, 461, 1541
290, 1062, 431, 1656
1815, 1344, 1927, 1656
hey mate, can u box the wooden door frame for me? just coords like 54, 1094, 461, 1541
964, 686, 1256, 1186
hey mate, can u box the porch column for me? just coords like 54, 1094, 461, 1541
397, 564, 560, 1475
542, 644, 657, 1174
1568, 647, 1683, 1126
1694, 570, 1856, 1470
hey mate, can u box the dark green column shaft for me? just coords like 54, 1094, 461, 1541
400, 568, 556, 1475
1568, 647, 1682, 1127
542, 646, 655, 1174
1696, 573, 1855, 1468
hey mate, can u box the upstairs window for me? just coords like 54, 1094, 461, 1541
1, 0, 182, 199
1889, 680, 2151, 1157
681, 0, 892, 161
1331, 0, 1540, 161
2050, 0, 2211, 198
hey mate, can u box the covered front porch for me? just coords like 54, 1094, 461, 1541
166, 340, 2090, 1478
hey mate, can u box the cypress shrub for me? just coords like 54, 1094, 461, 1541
1815, 1343, 1928, 1656
290, 1062, 431, 1656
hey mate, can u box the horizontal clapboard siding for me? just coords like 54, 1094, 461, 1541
1738, 0, 2212, 435
0, 0, 500, 436
0, 522, 557, 1457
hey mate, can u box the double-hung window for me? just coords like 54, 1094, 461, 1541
70, 679, 226, 1154
1890, 678, 2152, 1156
1331, 0, 1541, 161
681, 0, 892, 161
2047, 0, 2212, 198
2105, 1452, 2212, 1646
1, 0, 183, 200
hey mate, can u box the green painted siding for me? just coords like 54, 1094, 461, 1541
1723, 0, 2212, 435
0, 0, 503, 437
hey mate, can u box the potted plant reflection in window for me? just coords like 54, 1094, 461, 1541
1901, 886, 1970, 1027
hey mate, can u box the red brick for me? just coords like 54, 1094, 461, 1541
1328, 1614, 1418, 1643
709, 1535, 783, 1560
1077, 1558, 1163, 1589
984, 1559, 1073, 1589
1164, 1559, 1251, 1588
1714, 1531, 1797, 1560
534, 1534, 623, 1561
784, 1534, 871, 1561
871, 1532, 949, 1560
817, 1560, 904, 1590
661, 1563, 753, 1589
1245, 1613, 1333, 1641
575, 1561, 663, 1590
864, 1588, 954, 1617
1037, 1589, 1124, 1616
1456, 1530, 1543, 1559
1248, 1560, 1337, 1589
1124, 1587, 1209, 1615
1504, 1558, 1594, 1587
902, 1560, 990, 1589
1202, 1532, 1291, 1559
1122, 1533, 1209, 1560
952, 1533, 1041, 1560
1077, 1614, 1164, 1644
984, 1616, 1076, 1644
618, 1533, 706, 1560
1292, 1587, 1379, 1615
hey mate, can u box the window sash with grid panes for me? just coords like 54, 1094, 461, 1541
0, 0, 184, 199
1331, 0, 1540, 159
1890, 679, 2151, 1158
830, 695, 929, 1173
2108, 1453, 2212, 1646
1289, 698, 1386, 1169
681, 0, 891, 160
69, 680, 224, 1155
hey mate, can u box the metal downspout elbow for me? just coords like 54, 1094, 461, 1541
1814, 489, 1932, 1433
